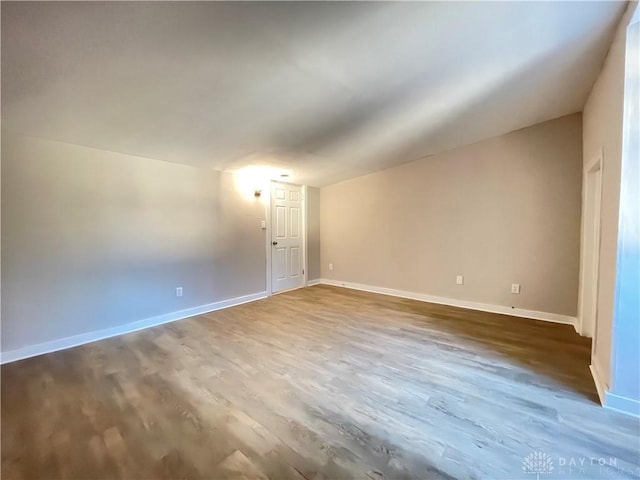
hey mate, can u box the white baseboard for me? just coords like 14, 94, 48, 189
605, 391, 640, 418
590, 364, 606, 405
316, 279, 577, 327
575, 316, 595, 337
590, 363, 640, 417
306, 278, 322, 287
0, 291, 267, 365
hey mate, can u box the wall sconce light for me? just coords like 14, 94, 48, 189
254, 189, 262, 198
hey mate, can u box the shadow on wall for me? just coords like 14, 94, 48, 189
0, 135, 268, 353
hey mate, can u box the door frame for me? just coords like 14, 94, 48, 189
578, 149, 604, 338
265, 180, 308, 296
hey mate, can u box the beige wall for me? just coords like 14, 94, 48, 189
321, 113, 583, 316
1, 133, 267, 353
306, 187, 321, 281
583, 2, 639, 390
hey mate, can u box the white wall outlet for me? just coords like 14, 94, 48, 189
260, 220, 266, 229
456, 275, 464, 285
329, 263, 334, 271
511, 283, 520, 294
176, 287, 183, 297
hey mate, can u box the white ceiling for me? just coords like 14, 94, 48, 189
1, 2, 627, 186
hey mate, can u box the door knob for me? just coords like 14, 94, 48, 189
272, 241, 278, 246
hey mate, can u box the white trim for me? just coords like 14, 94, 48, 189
271, 285, 304, 295
584, 147, 604, 175
316, 279, 577, 326
577, 148, 604, 338
265, 188, 272, 296
302, 184, 309, 287
605, 391, 640, 418
590, 363, 606, 405
589, 363, 639, 418
307, 279, 322, 287
0, 291, 267, 365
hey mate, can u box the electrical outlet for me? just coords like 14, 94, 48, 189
456, 275, 464, 285
329, 263, 334, 271
176, 287, 183, 297
511, 283, 520, 294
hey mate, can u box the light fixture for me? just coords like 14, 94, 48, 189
233, 165, 293, 201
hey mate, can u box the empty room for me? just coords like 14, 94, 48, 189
1, 1, 639, 479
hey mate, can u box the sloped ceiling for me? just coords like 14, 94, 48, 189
1, 1, 627, 186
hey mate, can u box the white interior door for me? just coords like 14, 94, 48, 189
271, 182, 304, 293
579, 156, 603, 339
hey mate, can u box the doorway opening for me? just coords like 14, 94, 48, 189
578, 152, 603, 340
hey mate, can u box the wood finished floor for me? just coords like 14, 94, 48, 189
2, 285, 639, 480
